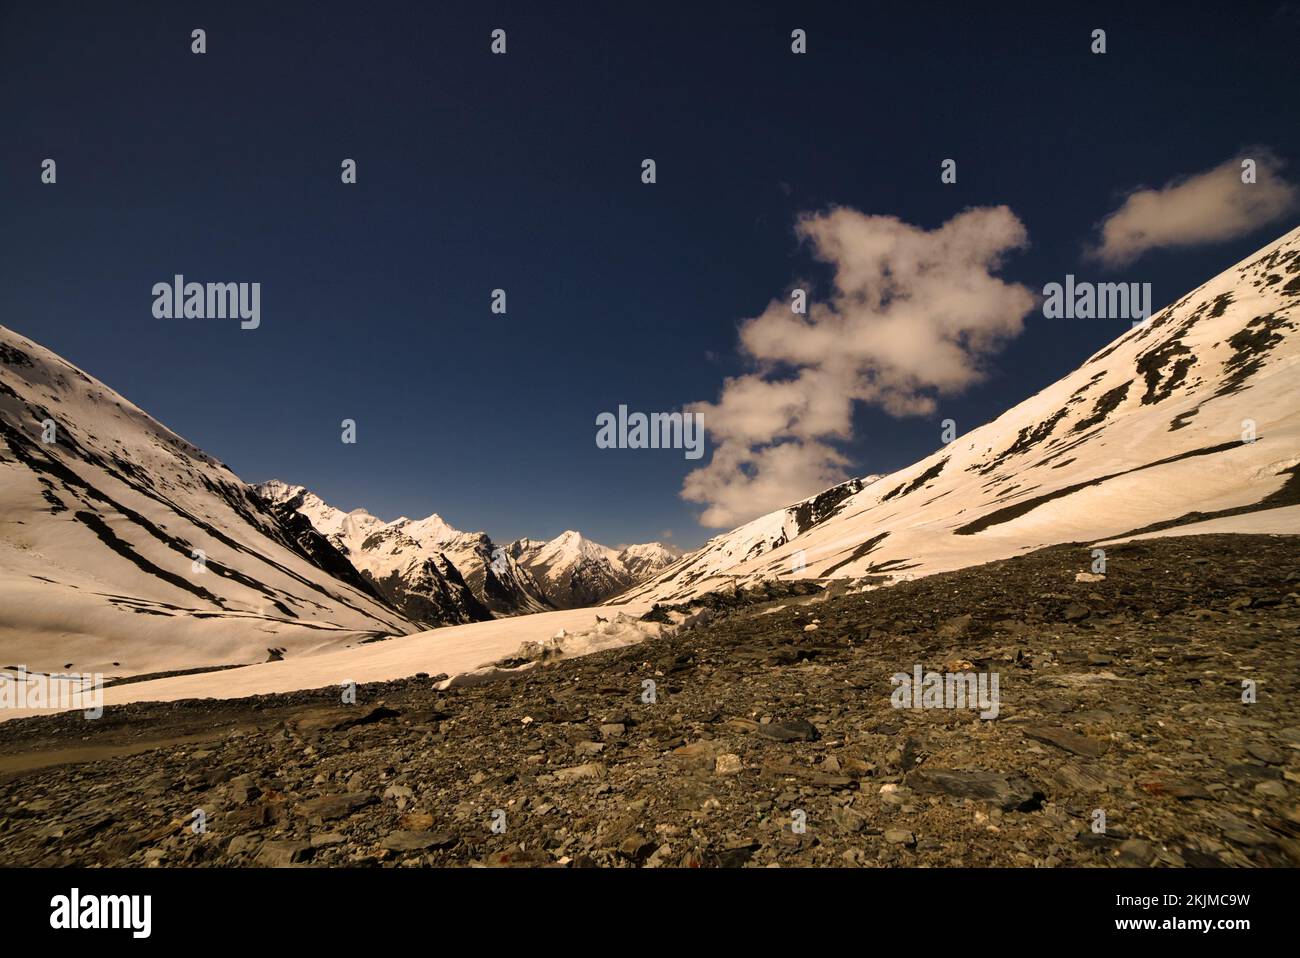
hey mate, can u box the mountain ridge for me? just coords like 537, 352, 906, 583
622, 224, 1300, 605
0, 328, 415, 676
255, 481, 678, 615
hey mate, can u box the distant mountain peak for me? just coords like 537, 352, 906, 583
259, 489, 682, 615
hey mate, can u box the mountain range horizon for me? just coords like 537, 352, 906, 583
3, 219, 1297, 682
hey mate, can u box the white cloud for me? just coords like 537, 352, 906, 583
1090, 152, 1298, 267
682, 206, 1035, 528
681, 439, 852, 529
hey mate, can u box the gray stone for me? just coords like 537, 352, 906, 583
380, 830, 457, 852
257, 840, 313, 867
756, 719, 820, 742
299, 792, 376, 821
908, 769, 1043, 811
1022, 725, 1110, 758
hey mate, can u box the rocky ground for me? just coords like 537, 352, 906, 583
1, 534, 1297, 868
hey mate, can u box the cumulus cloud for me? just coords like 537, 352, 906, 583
1090, 151, 1298, 267
682, 206, 1035, 528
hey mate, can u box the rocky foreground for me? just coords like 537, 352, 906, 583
1, 534, 1298, 868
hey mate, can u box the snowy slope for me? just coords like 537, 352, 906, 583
1, 603, 651, 720
616, 474, 879, 602
256, 481, 552, 617
0, 328, 415, 676
622, 225, 1300, 604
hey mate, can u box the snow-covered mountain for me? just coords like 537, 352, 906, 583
617, 541, 680, 580
0, 328, 415, 676
254, 481, 491, 628
257, 482, 679, 613
508, 531, 679, 607
255, 481, 550, 618
622, 224, 1300, 605
614, 476, 880, 603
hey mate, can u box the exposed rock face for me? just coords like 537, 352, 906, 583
1, 534, 1296, 869
262, 499, 389, 605
363, 552, 491, 629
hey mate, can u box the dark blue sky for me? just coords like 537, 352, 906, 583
3, 1, 1298, 548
